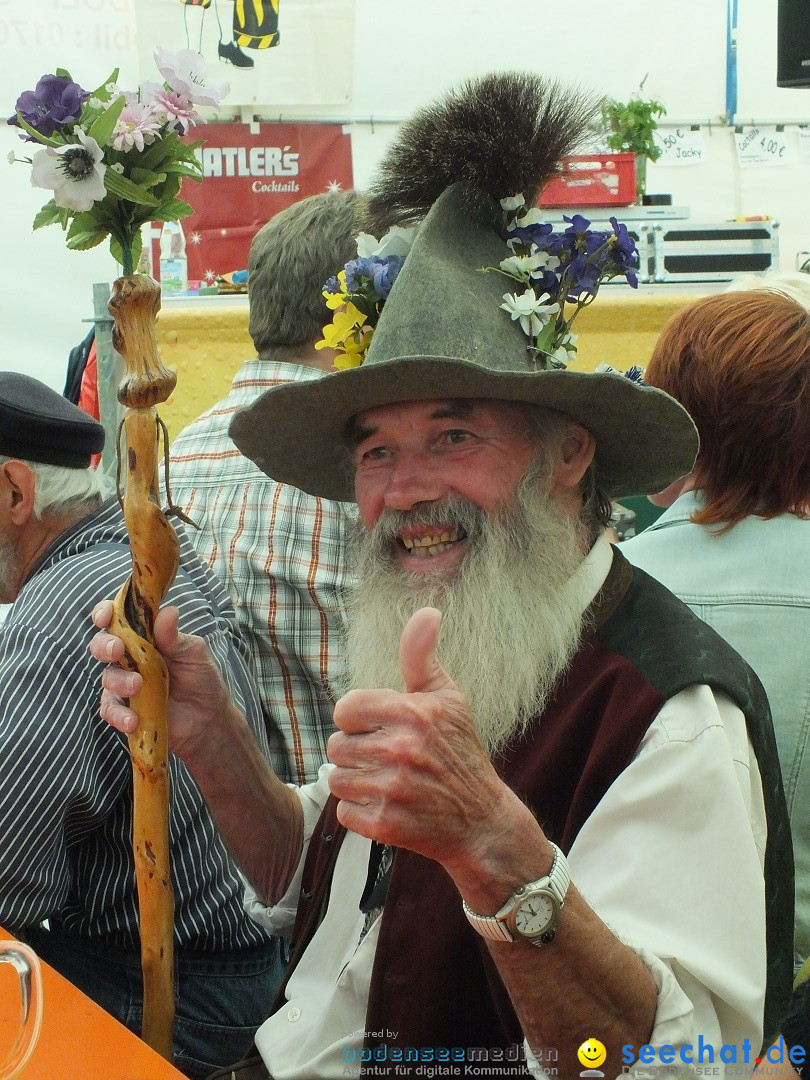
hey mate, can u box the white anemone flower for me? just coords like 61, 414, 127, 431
355, 225, 416, 259
30, 128, 106, 212
154, 47, 229, 107
500, 289, 560, 339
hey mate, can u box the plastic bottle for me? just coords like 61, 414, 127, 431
159, 220, 188, 296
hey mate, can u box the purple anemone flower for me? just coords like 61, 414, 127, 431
8, 74, 89, 140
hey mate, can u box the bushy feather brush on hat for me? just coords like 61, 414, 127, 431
363, 71, 599, 234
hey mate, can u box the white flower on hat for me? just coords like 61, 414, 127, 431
500, 289, 559, 339
499, 249, 560, 282
500, 194, 525, 212
355, 225, 416, 259
550, 331, 578, 366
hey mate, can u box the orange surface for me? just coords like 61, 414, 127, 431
0, 926, 187, 1080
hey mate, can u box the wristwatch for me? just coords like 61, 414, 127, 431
462, 842, 570, 946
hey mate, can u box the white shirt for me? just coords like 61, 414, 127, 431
245, 536, 768, 1079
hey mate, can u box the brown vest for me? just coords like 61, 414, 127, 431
279, 551, 792, 1077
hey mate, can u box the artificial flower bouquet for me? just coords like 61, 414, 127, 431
493, 195, 639, 368
7, 49, 228, 274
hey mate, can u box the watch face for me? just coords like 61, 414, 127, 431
515, 890, 556, 937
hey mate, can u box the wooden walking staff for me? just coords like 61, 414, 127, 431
107, 273, 179, 1061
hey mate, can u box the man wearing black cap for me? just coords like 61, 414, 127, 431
92, 73, 791, 1080
0, 373, 284, 1079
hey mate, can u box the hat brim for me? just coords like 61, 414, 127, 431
229, 357, 698, 502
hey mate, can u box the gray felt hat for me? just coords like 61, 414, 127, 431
0, 371, 105, 468
229, 74, 698, 502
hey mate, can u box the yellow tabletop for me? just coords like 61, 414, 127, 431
152, 288, 709, 444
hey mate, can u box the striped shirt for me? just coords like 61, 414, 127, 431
0, 497, 274, 952
168, 358, 356, 785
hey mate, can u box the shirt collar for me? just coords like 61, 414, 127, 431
234, 357, 327, 389
565, 530, 615, 619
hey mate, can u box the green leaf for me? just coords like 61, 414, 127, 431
104, 168, 159, 207
129, 166, 167, 189
54, 67, 73, 79
32, 201, 62, 230
161, 161, 203, 180
90, 69, 120, 99
153, 197, 195, 220
138, 136, 179, 171
87, 95, 126, 149
13, 114, 60, 148
156, 174, 183, 201
66, 229, 107, 251
109, 230, 142, 272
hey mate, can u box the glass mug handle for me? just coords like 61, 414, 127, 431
0, 941, 43, 1079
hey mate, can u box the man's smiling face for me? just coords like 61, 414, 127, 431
351, 398, 537, 580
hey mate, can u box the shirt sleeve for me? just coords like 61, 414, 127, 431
243, 763, 335, 934
0, 622, 128, 932
567, 685, 767, 1062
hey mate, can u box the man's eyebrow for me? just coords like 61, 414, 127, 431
430, 399, 474, 420
345, 420, 376, 449
345, 400, 475, 448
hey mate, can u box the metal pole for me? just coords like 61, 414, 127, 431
92, 281, 124, 489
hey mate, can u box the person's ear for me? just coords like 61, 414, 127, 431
1, 461, 37, 526
551, 423, 596, 495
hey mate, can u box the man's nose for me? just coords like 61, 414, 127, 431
382, 453, 447, 511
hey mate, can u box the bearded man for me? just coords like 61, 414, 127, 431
93, 73, 791, 1080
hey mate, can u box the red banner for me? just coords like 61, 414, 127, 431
154, 122, 353, 284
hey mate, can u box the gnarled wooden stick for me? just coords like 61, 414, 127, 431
107, 274, 179, 1061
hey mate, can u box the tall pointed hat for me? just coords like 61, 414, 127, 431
230, 72, 698, 501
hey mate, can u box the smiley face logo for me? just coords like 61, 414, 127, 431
578, 1038, 607, 1071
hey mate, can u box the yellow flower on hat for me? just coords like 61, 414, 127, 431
323, 270, 348, 310
316, 302, 368, 352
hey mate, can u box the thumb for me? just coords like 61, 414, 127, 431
399, 607, 455, 694
153, 606, 183, 657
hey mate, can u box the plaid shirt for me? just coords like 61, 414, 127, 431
168, 358, 355, 784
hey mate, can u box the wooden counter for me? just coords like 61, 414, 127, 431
0, 926, 187, 1080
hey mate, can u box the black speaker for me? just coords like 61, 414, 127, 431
777, 0, 810, 87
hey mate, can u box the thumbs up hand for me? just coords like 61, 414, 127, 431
328, 607, 514, 871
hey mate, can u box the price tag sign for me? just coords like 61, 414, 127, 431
798, 127, 810, 164
734, 125, 793, 167
653, 127, 706, 166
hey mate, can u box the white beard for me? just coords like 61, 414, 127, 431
343, 473, 589, 757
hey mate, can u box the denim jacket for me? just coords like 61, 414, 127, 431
623, 490, 810, 970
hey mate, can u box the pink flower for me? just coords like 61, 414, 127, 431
145, 88, 200, 134
111, 102, 162, 152
153, 47, 229, 108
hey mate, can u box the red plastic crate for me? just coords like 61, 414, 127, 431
538, 153, 636, 208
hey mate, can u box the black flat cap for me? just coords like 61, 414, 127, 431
0, 372, 105, 469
